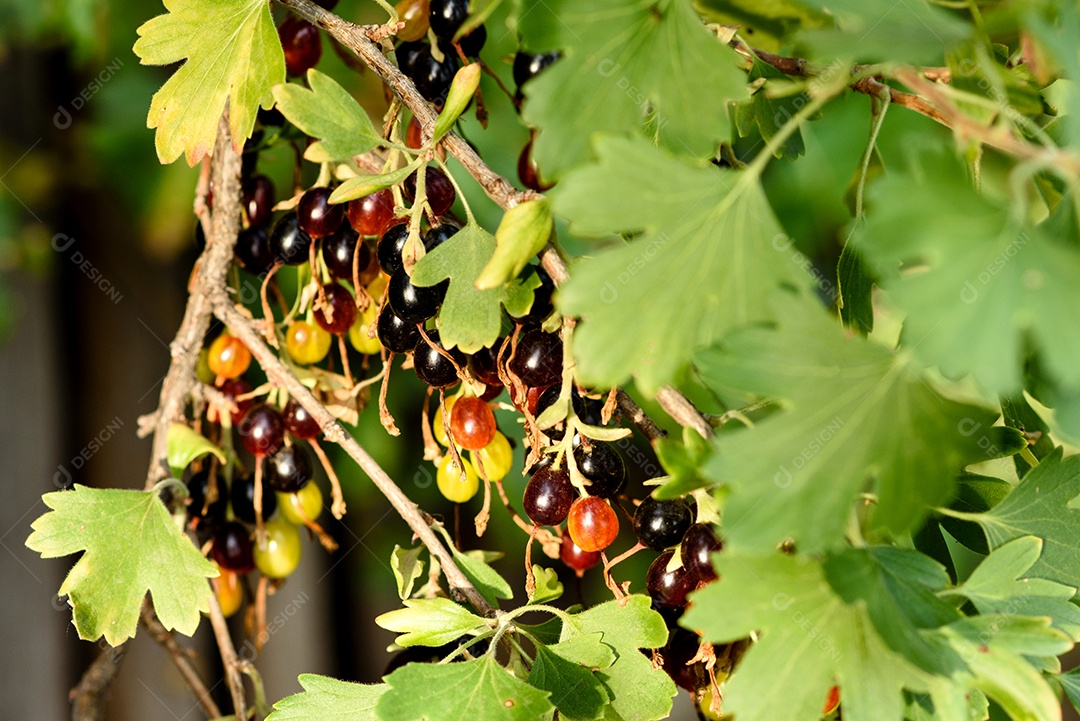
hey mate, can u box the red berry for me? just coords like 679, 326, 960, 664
560, 533, 601, 575
314, 282, 358, 335
347, 189, 397, 237
567, 496, 619, 553
449, 396, 497, 451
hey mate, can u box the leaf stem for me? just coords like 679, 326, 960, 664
854, 88, 892, 219
1019, 446, 1040, 467
932, 506, 985, 522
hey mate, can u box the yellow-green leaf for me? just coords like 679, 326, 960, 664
26, 485, 217, 645
135, 0, 285, 165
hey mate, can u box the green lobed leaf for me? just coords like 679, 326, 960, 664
937, 615, 1071, 721
134, 0, 284, 165
795, 0, 970, 66
272, 69, 382, 164
412, 222, 510, 354
559, 596, 676, 721
166, 422, 225, 479
683, 550, 934, 721
528, 565, 563, 605
518, 0, 747, 179
855, 150, 1080, 399
822, 547, 963, 675
266, 675, 386, 721
390, 545, 426, 601
972, 448, 1080, 591
695, 292, 996, 552
940, 473, 1014, 555
375, 597, 488, 648
25, 484, 217, 645
526, 635, 614, 721
377, 655, 555, 721
475, 199, 553, 291
948, 536, 1080, 639
554, 135, 815, 395
1057, 667, 1080, 717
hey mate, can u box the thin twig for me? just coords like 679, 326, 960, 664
69, 643, 126, 721
213, 295, 495, 616
140, 602, 222, 720
143, 115, 244, 489
206, 589, 247, 718
731, 40, 1080, 174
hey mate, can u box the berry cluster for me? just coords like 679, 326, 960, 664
191, 332, 338, 620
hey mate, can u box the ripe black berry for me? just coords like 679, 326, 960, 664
681, 523, 723, 582
266, 444, 313, 493
523, 465, 574, 526
413, 331, 465, 388
269, 212, 313, 266
573, 440, 626, 498
388, 267, 446, 323
230, 473, 278, 524
633, 498, 693, 552
376, 306, 422, 353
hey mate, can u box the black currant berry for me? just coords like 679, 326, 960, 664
646, 550, 696, 610
413, 331, 465, 388
266, 444, 313, 493
663, 629, 707, 692
376, 306, 422, 353
377, 223, 410, 275
509, 265, 555, 324
423, 221, 460, 252
298, 186, 344, 239
523, 465, 574, 526
280, 16, 322, 77
681, 523, 723, 582
238, 404, 286, 458
314, 282, 358, 335
403, 167, 456, 217
320, 227, 364, 281
230, 473, 278, 524
513, 50, 560, 90
269, 212, 313, 266
633, 498, 693, 552
458, 24, 486, 57
573, 440, 626, 498
469, 342, 503, 387
398, 40, 459, 103
509, 329, 562, 387
388, 267, 447, 323
235, 227, 275, 275
243, 175, 275, 229
283, 398, 320, 440
186, 469, 227, 527
429, 0, 468, 40
211, 521, 254, 572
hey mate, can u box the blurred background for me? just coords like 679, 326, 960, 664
2, 1, 1074, 720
